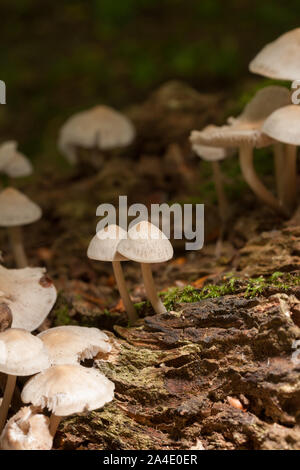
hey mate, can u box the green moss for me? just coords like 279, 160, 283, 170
54, 305, 75, 326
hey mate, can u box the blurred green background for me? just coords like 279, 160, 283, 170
0, 0, 299, 162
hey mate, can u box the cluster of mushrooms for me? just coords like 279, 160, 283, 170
190, 28, 300, 222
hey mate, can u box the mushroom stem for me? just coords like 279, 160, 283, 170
273, 143, 285, 205
211, 161, 230, 223
112, 261, 138, 324
49, 414, 62, 437
141, 263, 166, 315
283, 144, 297, 213
239, 143, 285, 216
0, 374, 16, 432
7, 226, 28, 268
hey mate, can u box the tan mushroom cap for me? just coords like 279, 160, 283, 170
117, 221, 173, 264
0, 266, 57, 332
87, 224, 127, 262
262, 105, 300, 146
21, 364, 115, 416
58, 105, 136, 163
249, 28, 300, 81
0, 141, 33, 178
0, 188, 41, 227
192, 125, 234, 161
38, 326, 111, 365
0, 329, 50, 376
0, 406, 52, 450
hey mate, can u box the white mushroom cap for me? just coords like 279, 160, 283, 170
0, 329, 50, 375
87, 224, 128, 262
21, 364, 115, 416
262, 105, 300, 145
38, 326, 111, 365
192, 125, 234, 161
58, 105, 136, 164
0, 406, 52, 450
249, 28, 300, 81
0, 188, 41, 227
190, 126, 271, 150
0, 265, 57, 332
0, 141, 33, 178
117, 220, 173, 264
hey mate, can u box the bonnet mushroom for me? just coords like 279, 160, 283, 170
88, 224, 138, 323
117, 221, 173, 315
0, 265, 57, 331
38, 325, 111, 365
0, 406, 52, 450
0, 141, 33, 179
0, 187, 42, 268
58, 105, 136, 165
0, 328, 50, 432
21, 364, 115, 438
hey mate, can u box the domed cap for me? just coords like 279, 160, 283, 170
249, 28, 300, 81
117, 221, 173, 264
21, 364, 115, 416
38, 326, 111, 365
0, 266, 57, 332
192, 125, 234, 161
58, 105, 136, 163
87, 224, 127, 262
0, 141, 33, 178
0, 329, 50, 376
0, 406, 52, 450
262, 105, 300, 145
0, 188, 41, 227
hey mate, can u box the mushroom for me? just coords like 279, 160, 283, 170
0, 265, 57, 331
0, 141, 33, 179
87, 224, 138, 324
0, 406, 52, 450
262, 105, 299, 213
58, 105, 136, 165
38, 325, 111, 365
117, 221, 173, 315
0, 188, 42, 268
21, 364, 115, 438
0, 328, 50, 432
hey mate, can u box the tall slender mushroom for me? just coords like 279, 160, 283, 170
87, 224, 138, 324
117, 221, 173, 315
0, 188, 42, 268
0, 329, 50, 432
0, 141, 33, 179
21, 364, 115, 439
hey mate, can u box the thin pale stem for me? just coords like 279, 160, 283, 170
141, 263, 166, 315
49, 414, 62, 437
211, 161, 230, 223
283, 144, 297, 214
7, 226, 28, 268
0, 374, 17, 432
273, 143, 285, 205
112, 261, 138, 324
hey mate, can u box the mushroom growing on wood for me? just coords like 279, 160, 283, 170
0, 141, 33, 179
87, 224, 138, 324
0, 406, 52, 450
0, 329, 50, 432
117, 221, 173, 315
21, 364, 115, 439
38, 325, 111, 365
0, 265, 57, 331
0, 188, 42, 268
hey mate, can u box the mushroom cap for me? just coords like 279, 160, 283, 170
21, 364, 115, 416
249, 28, 300, 81
0, 329, 50, 376
58, 105, 136, 164
0, 406, 52, 450
87, 224, 128, 262
0, 141, 33, 178
117, 221, 173, 264
38, 326, 111, 365
262, 105, 300, 145
190, 126, 271, 150
192, 125, 234, 161
0, 187, 41, 227
0, 266, 57, 332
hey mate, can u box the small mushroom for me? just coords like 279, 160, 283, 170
21, 364, 115, 439
0, 187, 42, 268
0, 406, 52, 450
0, 141, 33, 179
38, 325, 111, 365
58, 105, 136, 165
0, 328, 50, 432
88, 224, 138, 323
0, 265, 57, 331
117, 221, 173, 315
